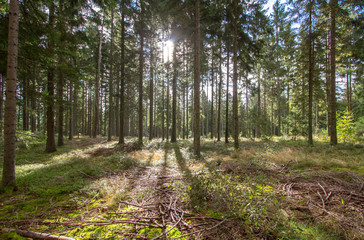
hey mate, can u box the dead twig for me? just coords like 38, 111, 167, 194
0, 228, 76, 240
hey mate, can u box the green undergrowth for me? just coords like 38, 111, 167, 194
0, 138, 142, 226
0, 136, 363, 239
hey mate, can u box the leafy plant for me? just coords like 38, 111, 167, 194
337, 110, 357, 144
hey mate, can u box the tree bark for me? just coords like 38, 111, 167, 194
193, 0, 201, 156
329, 0, 337, 145
138, 1, 144, 145
45, 3, 56, 153
108, 9, 114, 141
233, 0, 239, 149
93, 23, 103, 138
119, 7, 125, 144
308, 2, 313, 145
257, 67, 261, 138
0, 74, 3, 136
225, 44, 229, 143
22, 77, 28, 131
171, 41, 178, 142
210, 49, 214, 139
57, 58, 64, 146
2, 0, 19, 189
149, 45, 154, 140
68, 81, 73, 140
217, 44, 223, 141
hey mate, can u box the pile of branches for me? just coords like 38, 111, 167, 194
108, 174, 245, 239
281, 172, 364, 237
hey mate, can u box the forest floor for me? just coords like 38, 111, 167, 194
0, 136, 363, 239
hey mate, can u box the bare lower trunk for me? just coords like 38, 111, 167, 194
193, 0, 201, 156
308, 3, 313, 145
171, 41, 177, 143
217, 45, 222, 141
108, 9, 114, 141
329, 0, 337, 145
93, 24, 103, 138
149, 47, 154, 141
225, 44, 229, 143
233, 0, 239, 148
119, 7, 125, 144
2, 0, 19, 188
138, 3, 144, 145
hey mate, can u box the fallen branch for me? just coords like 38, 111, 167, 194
0, 228, 76, 240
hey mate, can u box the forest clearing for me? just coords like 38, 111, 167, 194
1, 0, 363, 239
0, 136, 363, 239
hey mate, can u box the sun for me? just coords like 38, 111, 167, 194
162, 40, 174, 63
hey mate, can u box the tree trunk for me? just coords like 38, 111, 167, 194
193, 0, 201, 156
22, 77, 28, 131
257, 68, 261, 138
166, 63, 170, 141
325, 33, 331, 136
0, 74, 3, 136
30, 78, 36, 132
108, 9, 114, 141
217, 45, 223, 141
225, 44, 229, 143
2, 0, 19, 188
119, 7, 125, 144
57, 58, 64, 146
45, 3, 56, 153
308, 3, 313, 145
329, 0, 337, 145
210, 49, 214, 139
69, 81, 73, 140
171, 41, 177, 142
149, 45, 154, 141
233, 0, 239, 149
138, 3, 144, 145
93, 23, 103, 138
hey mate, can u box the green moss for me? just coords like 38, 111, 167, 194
0, 232, 28, 240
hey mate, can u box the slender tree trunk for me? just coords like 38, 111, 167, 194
162, 70, 165, 141
210, 49, 214, 139
119, 7, 125, 144
225, 44, 229, 143
69, 81, 73, 140
193, 0, 201, 156
93, 24, 103, 138
2, 0, 19, 189
88, 86, 92, 137
329, 0, 337, 145
0, 74, 3, 136
233, 0, 239, 148
30, 78, 36, 132
257, 68, 261, 138
45, 3, 56, 153
73, 83, 78, 138
166, 64, 170, 141
45, 70, 56, 151
108, 9, 114, 141
81, 85, 84, 134
217, 45, 223, 141
171, 41, 177, 142
149, 45, 154, 140
57, 57, 64, 146
245, 81, 249, 137
138, 3, 144, 145
325, 33, 331, 136
22, 77, 28, 131
308, 3, 313, 145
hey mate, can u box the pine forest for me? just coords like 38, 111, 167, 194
0, 0, 363, 239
